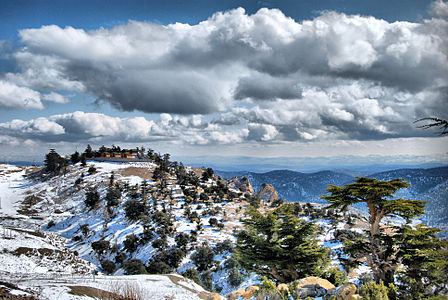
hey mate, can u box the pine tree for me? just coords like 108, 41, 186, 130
396, 224, 448, 298
44, 149, 68, 174
235, 204, 329, 283
322, 177, 427, 284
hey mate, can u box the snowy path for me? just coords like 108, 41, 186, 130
0, 164, 27, 216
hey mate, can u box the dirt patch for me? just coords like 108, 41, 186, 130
12, 247, 65, 257
68, 285, 120, 299
8, 227, 45, 238
118, 167, 154, 180
0, 281, 37, 300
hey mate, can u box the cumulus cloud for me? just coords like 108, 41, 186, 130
0, 80, 43, 109
0, 111, 247, 145
1, 2, 447, 143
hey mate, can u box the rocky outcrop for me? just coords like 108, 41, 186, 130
228, 286, 259, 300
336, 283, 357, 300
255, 183, 278, 203
294, 276, 336, 298
232, 177, 254, 194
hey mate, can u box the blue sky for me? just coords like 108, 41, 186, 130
0, 0, 447, 170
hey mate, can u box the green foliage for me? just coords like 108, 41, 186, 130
124, 199, 147, 221
146, 260, 172, 274
123, 234, 139, 253
322, 267, 347, 287
191, 243, 215, 272
122, 259, 147, 275
91, 239, 110, 256
44, 149, 68, 174
175, 232, 190, 250
87, 166, 97, 175
256, 277, 285, 300
235, 205, 329, 283
396, 224, 448, 299
182, 268, 201, 285
200, 270, 213, 291
214, 239, 233, 254
84, 188, 100, 208
359, 281, 389, 300
105, 186, 121, 207
322, 177, 427, 284
228, 267, 244, 287
100, 259, 115, 274
151, 238, 168, 250
70, 151, 80, 164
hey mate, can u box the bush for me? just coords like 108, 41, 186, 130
100, 259, 116, 274
228, 267, 244, 287
91, 239, 110, 256
146, 260, 171, 274
123, 234, 139, 253
122, 259, 147, 275
105, 186, 121, 207
214, 239, 233, 254
191, 243, 215, 272
359, 281, 389, 300
182, 268, 201, 285
115, 252, 127, 264
224, 257, 238, 269
200, 270, 213, 291
152, 238, 168, 250
87, 166, 97, 174
84, 188, 100, 208
175, 232, 190, 250
323, 267, 347, 286
209, 217, 218, 227
124, 199, 147, 221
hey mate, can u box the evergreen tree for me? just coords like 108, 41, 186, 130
70, 151, 80, 164
84, 188, 101, 208
234, 205, 329, 283
322, 177, 427, 285
84, 144, 94, 158
44, 149, 68, 174
396, 224, 448, 298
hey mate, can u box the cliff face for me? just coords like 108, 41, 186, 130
232, 177, 254, 194
255, 183, 278, 203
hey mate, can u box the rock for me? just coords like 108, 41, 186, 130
295, 276, 336, 298
244, 286, 259, 298
228, 286, 259, 300
336, 284, 357, 300
232, 177, 254, 194
228, 289, 245, 300
206, 292, 222, 300
350, 295, 363, 300
277, 283, 290, 294
255, 183, 278, 203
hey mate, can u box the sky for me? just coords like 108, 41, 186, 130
0, 0, 447, 171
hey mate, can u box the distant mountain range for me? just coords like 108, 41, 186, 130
216, 166, 448, 236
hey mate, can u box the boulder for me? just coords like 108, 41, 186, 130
244, 286, 259, 298
295, 276, 336, 298
232, 177, 254, 194
228, 286, 259, 300
277, 283, 290, 294
336, 284, 357, 300
255, 183, 278, 203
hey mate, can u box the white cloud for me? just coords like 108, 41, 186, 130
42, 92, 70, 104
3, 5, 445, 120
0, 80, 43, 109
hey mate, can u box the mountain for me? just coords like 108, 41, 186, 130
217, 166, 448, 236
217, 169, 354, 203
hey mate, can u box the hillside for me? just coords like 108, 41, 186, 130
0, 152, 371, 299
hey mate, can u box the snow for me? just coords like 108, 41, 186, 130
0, 164, 27, 216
